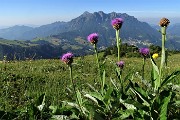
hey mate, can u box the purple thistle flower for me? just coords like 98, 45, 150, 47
111, 18, 124, 30
117, 61, 125, 69
61, 52, 73, 65
139, 48, 150, 58
87, 33, 99, 44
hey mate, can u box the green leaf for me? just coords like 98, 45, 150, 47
76, 90, 83, 106
88, 92, 103, 101
130, 87, 150, 107
84, 94, 98, 105
118, 109, 134, 119
102, 70, 106, 93
110, 78, 118, 91
86, 83, 99, 93
124, 72, 132, 82
159, 90, 172, 120
115, 67, 120, 79
65, 102, 79, 108
120, 98, 136, 110
150, 57, 160, 89
103, 86, 113, 105
51, 115, 70, 120
49, 106, 58, 114
161, 70, 180, 88
129, 80, 150, 106
36, 93, 45, 106
36, 93, 46, 111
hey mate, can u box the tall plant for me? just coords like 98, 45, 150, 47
111, 18, 123, 61
139, 48, 150, 81
128, 18, 180, 120
61, 52, 88, 119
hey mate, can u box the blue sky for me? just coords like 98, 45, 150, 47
0, 0, 180, 27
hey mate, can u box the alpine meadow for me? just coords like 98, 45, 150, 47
0, 11, 180, 120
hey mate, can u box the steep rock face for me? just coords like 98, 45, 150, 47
64, 11, 161, 46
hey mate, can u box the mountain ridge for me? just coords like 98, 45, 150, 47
0, 11, 179, 59
0, 11, 161, 42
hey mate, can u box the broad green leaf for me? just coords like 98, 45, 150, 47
103, 86, 113, 105
116, 68, 120, 80
51, 115, 70, 120
36, 93, 45, 106
65, 102, 79, 108
129, 80, 150, 106
134, 83, 148, 99
49, 106, 58, 114
118, 109, 134, 119
86, 83, 99, 93
37, 93, 46, 111
102, 70, 106, 94
124, 72, 133, 83
93, 112, 105, 120
110, 78, 118, 91
150, 57, 160, 90
130, 88, 150, 107
88, 92, 103, 101
161, 70, 180, 88
84, 94, 98, 105
120, 98, 136, 110
76, 90, 83, 106
159, 90, 172, 120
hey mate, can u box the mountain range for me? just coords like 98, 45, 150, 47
0, 11, 162, 43
0, 11, 180, 60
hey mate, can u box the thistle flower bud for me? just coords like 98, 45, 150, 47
159, 18, 170, 27
87, 33, 99, 44
116, 61, 125, 69
61, 52, 73, 65
111, 18, 124, 30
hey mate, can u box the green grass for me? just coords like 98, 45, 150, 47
0, 53, 180, 111
0, 39, 37, 47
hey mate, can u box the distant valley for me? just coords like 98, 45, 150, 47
0, 11, 180, 60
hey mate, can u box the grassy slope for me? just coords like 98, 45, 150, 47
0, 53, 179, 111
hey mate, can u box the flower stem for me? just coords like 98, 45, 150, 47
69, 65, 86, 119
94, 44, 104, 94
159, 27, 166, 84
120, 69, 123, 92
94, 44, 100, 69
116, 30, 121, 61
69, 65, 76, 94
142, 57, 145, 81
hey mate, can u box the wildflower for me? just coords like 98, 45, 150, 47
116, 61, 125, 69
159, 18, 170, 27
152, 53, 159, 59
111, 18, 124, 30
87, 33, 98, 44
139, 48, 149, 58
61, 52, 73, 65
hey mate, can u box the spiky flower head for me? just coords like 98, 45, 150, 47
87, 33, 99, 44
139, 48, 150, 58
116, 61, 125, 69
159, 18, 170, 27
152, 53, 159, 59
61, 52, 73, 65
111, 18, 124, 30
